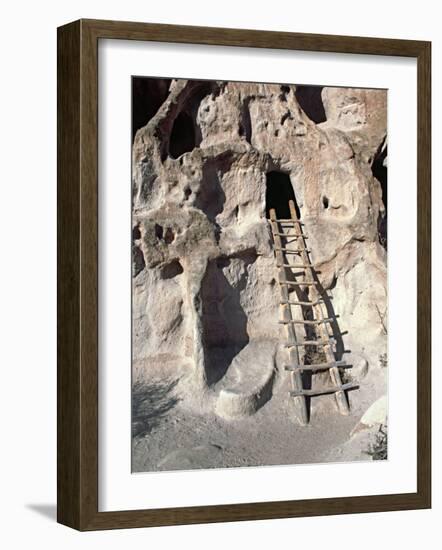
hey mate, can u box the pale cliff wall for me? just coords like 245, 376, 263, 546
131, 79, 387, 399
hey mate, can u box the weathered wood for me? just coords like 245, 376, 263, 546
269, 207, 308, 425
284, 361, 348, 371
273, 232, 307, 238
285, 339, 336, 347
277, 263, 315, 268
279, 279, 319, 286
279, 318, 333, 325
290, 382, 357, 397
280, 299, 323, 306
271, 199, 352, 422
273, 218, 304, 224
274, 247, 311, 253
287, 199, 350, 416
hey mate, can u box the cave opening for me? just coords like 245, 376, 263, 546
239, 99, 252, 144
265, 171, 300, 220
372, 144, 387, 212
132, 224, 141, 240
132, 77, 172, 141
169, 111, 196, 159
167, 81, 216, 160
294, 85, 327, 124
160, 260, 183, 280
371, 141, 388, 249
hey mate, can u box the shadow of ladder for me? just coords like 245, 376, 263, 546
269, 200, 356, 425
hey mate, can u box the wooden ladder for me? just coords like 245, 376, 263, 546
269, 200, 355, 425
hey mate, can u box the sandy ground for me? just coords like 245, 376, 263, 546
132, 357, 386, 472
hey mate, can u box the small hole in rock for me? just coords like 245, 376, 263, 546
132, 245, 145, 277
132, 225, 141, 240
160, 260, 183, 279
164, 227, 175, 244
281, 112, 292, 125
184, 187, 192, 200
154, 224, 163, 239
240, 100, 252, 144
279, 85, 290, 101
322, 196, 329, 209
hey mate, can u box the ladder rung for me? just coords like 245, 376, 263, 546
279, 270, 309, 277
284, 361, 348, 372
290, 382, 357, 397
275, 248, 311, 253
278, 267, 322, 275
280, 299, 323, 306
273, 219, 304, 224
277, 263, 314, 268
273, 232, 307, 238
279, 280, 319, 286
279, 318, 333, 325
285, 339, 336, 348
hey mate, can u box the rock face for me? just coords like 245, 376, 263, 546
132, 79, 387, 414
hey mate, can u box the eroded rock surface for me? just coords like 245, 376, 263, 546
132, 80, 387, 428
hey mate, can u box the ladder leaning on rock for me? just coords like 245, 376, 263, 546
269, 200, 356, 425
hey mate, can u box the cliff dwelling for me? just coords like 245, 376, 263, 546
131, 78, 388, 471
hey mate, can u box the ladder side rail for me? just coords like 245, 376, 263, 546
269, 207, 308, 425
288, 200, 350, 415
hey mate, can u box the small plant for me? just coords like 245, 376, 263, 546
366, 424, 388, 460
379, 353, 388, 368
303, 346, 326, 365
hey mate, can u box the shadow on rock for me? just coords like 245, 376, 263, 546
132, 378, 180, 438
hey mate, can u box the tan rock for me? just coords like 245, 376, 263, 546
132, 79, 387, 412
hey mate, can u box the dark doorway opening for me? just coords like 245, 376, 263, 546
371, 141, 388, 249
169, 111, 196, 159
372, 145, 387, 212
168, 81, 216, 160
132, 77, 171, 141
265, 171, 300, 220
294, 85, 327, 124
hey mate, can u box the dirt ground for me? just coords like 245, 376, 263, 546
132, 362, 386, 472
